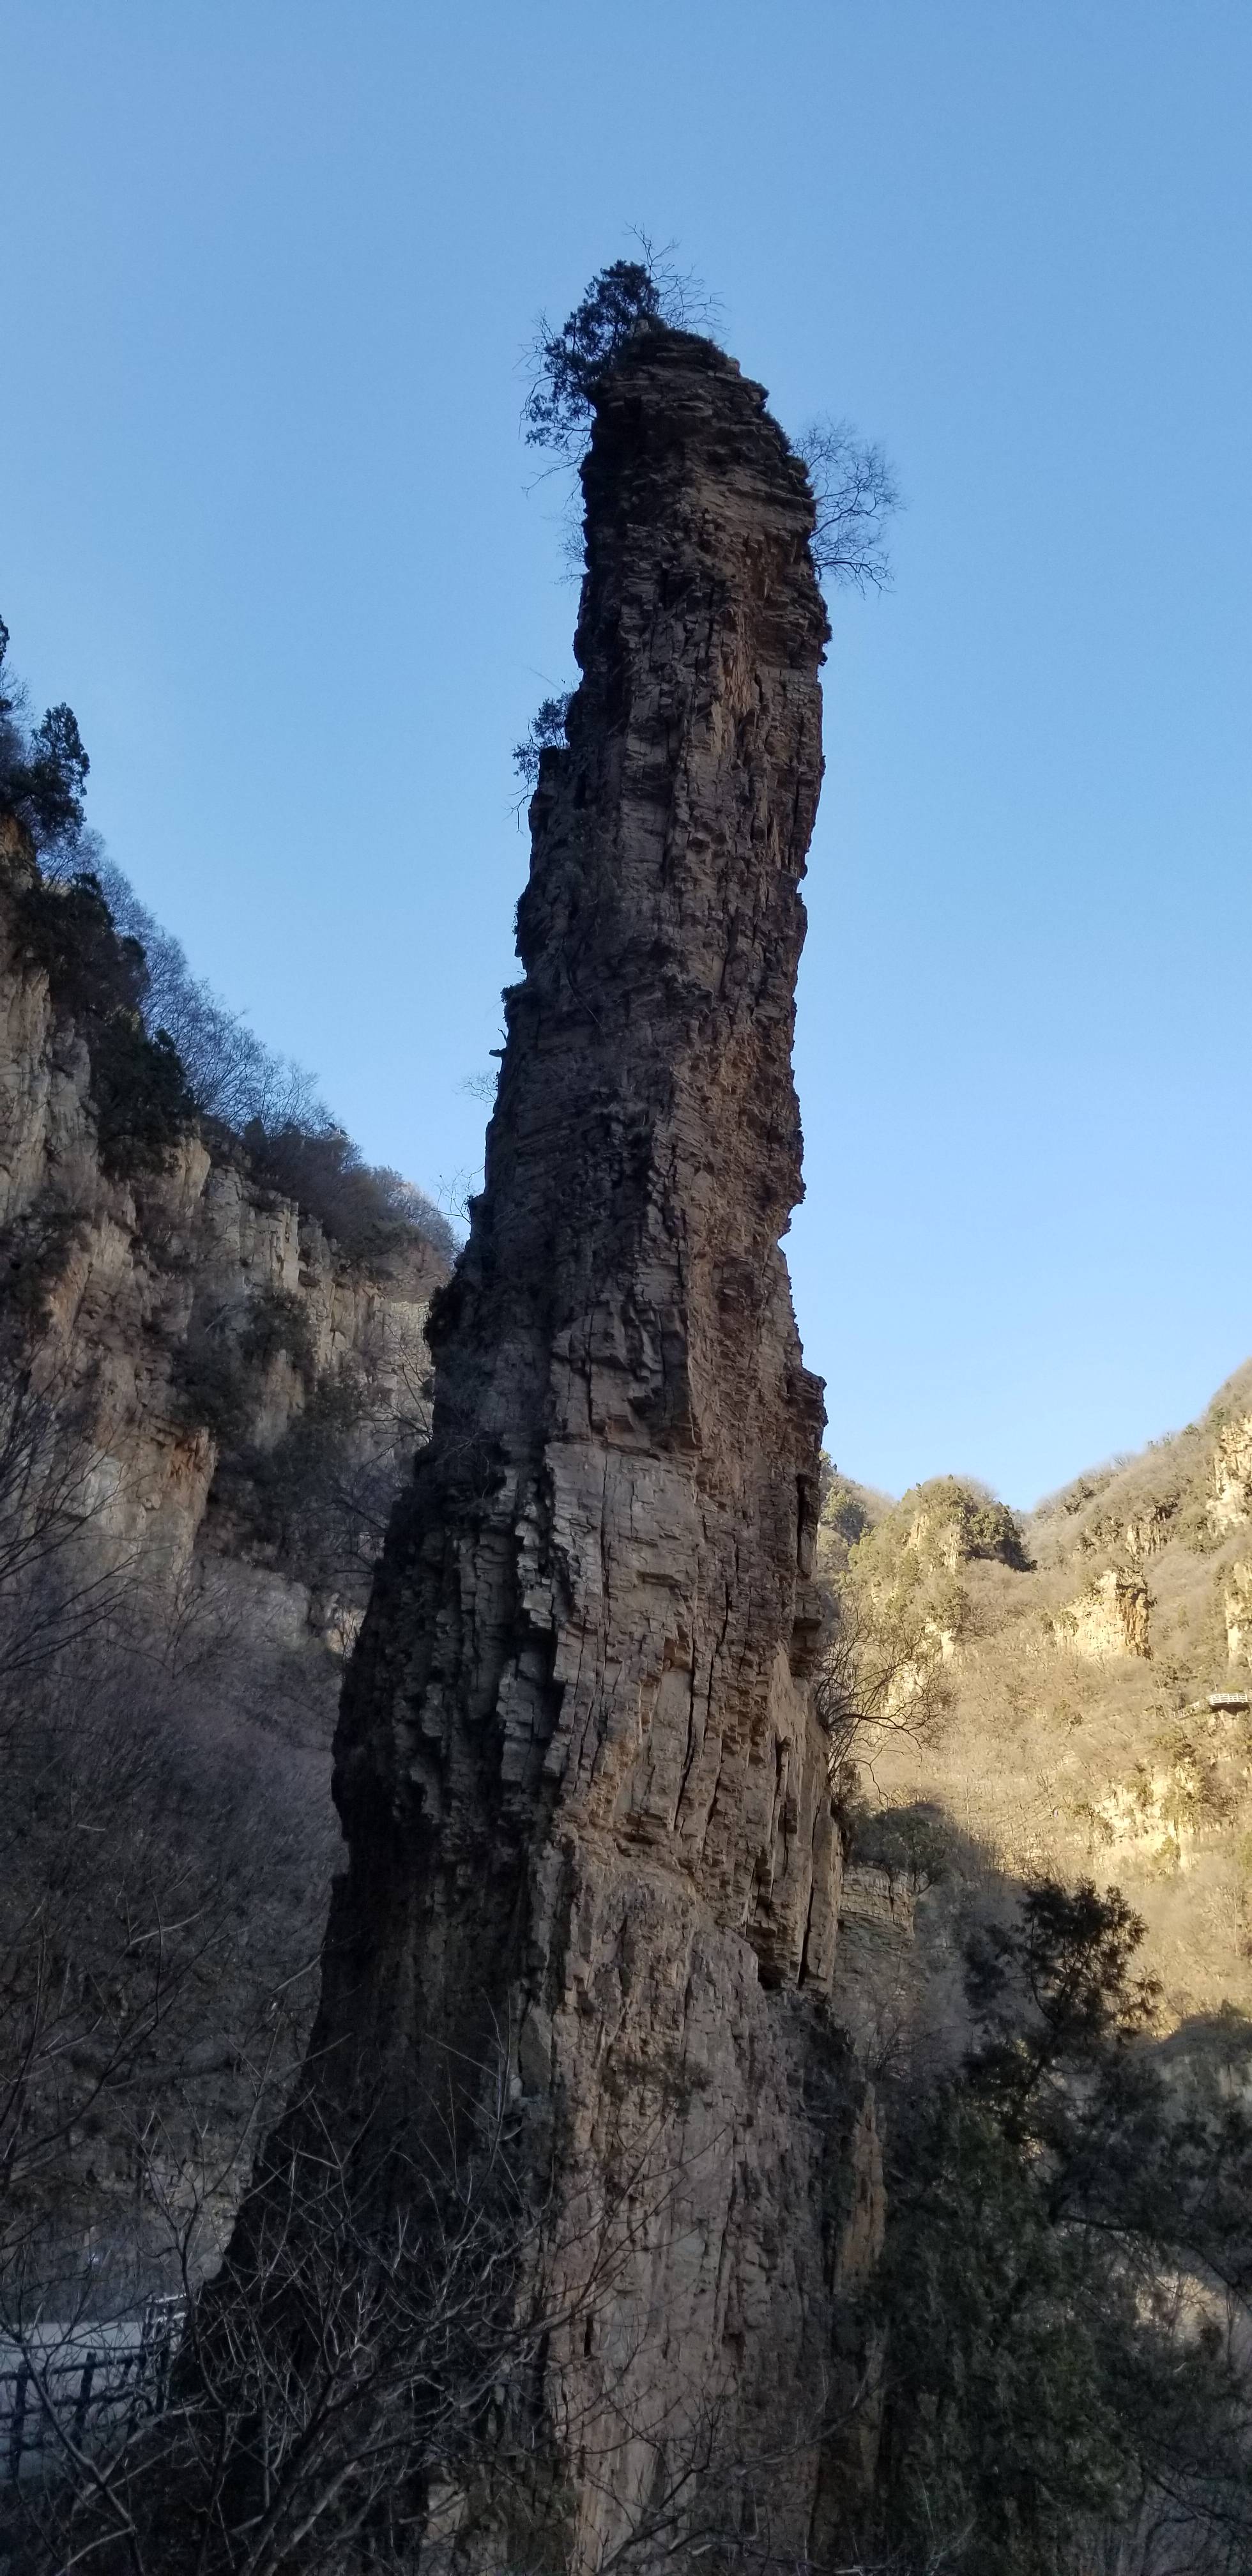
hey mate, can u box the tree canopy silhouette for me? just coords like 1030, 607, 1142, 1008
524, 250, 899, 592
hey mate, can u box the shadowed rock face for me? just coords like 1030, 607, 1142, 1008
313, 328, 870, 2560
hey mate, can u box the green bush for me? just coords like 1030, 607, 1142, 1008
870, 1880, 1252, 2573
821, 1471, 874, 1552
15, 870, 146, 1023
850, 1801, 953, 1896
89, 1015, 195, 1178
512, 691, 572, 792
523, 254, 684, 459
0, 618, 90, 848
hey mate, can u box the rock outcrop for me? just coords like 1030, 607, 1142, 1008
0, 819, 439, 1636
307, 330, 872, 2564
1209, 1414, 1252, 1535
1055, 1566, 1153, 1660
1225, 1560, 1252, 1668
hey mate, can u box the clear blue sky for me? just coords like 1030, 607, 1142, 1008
3, 3, 1251, 1506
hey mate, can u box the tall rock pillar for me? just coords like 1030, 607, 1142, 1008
316, 327, 861, 2562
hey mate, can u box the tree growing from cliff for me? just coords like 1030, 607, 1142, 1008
73, 841, 330, 1137
512, 689, 572, 791
12, 866, 198, 1177
523, 239, 716, 461
816, 1482, 1019, 1784
0, 617, 454, 1259
0, 619, 90, 852
524, 257, 900, 595
793, 417, 901, 593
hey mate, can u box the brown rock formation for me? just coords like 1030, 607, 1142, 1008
308, 329, 871, 2563
1209, 1413, 1252, 1534
1055, 1565, 1153, 1660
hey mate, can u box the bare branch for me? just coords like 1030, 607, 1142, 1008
793, 418, 901, 595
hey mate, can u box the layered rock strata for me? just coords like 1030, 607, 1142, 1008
311, 330, 869, 2564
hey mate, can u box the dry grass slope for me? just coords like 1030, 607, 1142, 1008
829, 1358, 1252, 2041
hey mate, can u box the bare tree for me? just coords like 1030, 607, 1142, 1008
2, 2064, 733, 2573
0, 1628, 328, 2296
792, 421, 900, 595
815, 1577, 954, 1789
3, 2061, 901, 2576
42, 841, 330, 1137
0, 1363, 131, 1684
0, 1341, 340, 2330
521, 259, 899, 598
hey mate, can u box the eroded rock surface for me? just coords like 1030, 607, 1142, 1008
312, 332, 872, 2563
1055, 1566, 1153, 1661
1209, 1414, 1252, 1535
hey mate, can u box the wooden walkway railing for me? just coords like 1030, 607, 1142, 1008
1, 2297, 184, 2482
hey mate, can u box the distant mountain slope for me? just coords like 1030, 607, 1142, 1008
829, 1360, 1252, 2034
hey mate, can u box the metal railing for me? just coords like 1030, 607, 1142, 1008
1, 2297, 184, 2483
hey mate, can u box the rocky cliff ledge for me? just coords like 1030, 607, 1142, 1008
310, 330, 876, 2564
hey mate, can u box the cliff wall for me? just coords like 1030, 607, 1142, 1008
0, 820, 439, 1643
309, 331, 875, 2566
0, 821, 450, 2280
